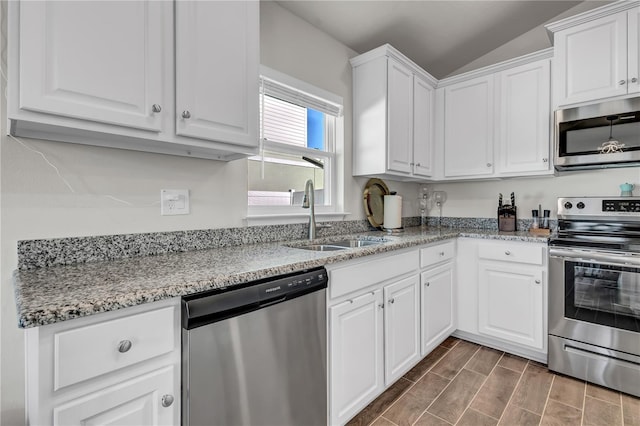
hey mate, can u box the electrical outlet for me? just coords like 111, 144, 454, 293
161, 189, 190, 215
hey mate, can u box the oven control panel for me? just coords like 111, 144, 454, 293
558, 197, 640, 218
603, 200, 640, 212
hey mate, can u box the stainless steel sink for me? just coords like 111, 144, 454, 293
295, 244, 348, 251
288, 238, 386, 251
329, 239, 384, 248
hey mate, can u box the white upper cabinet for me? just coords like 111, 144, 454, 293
387, 58, 415, 174
17, 1, 167, 132
442, 75, 495, 178
437, 52, 553, 180
547, 1, 640, 107
497, 59, 551, 174
175, 1, 258, 147
351, 45, 437, 181
413, 76, 435, 177
9, 0, 259, 161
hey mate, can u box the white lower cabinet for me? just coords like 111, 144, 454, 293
456, 238, 548, 360
384, 275, 421, 385
329, 290, 384, 426
25, 298, 181, 426
327, 249, 420, 425
53, 366, 175, 425
478, 262, 544, 350
421, 263, 455, 355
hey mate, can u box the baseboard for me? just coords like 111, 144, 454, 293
452, 330, 548, 364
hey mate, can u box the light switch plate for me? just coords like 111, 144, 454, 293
161, 189, 190, 216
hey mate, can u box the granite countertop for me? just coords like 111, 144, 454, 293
13, 227, 550, 328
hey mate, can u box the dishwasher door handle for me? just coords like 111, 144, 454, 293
259, 296, 287, 308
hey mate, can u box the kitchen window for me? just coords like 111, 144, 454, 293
247, 66, 344, 221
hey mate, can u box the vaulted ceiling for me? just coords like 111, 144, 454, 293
275, 1, 613, 78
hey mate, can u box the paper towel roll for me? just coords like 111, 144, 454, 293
383, 195, 402, 229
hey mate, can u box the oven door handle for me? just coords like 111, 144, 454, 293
549, 247, 640, 267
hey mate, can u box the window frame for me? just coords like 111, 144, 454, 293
246, 66, 345, 223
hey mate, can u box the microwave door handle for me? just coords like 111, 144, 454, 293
550, 248, 640, 268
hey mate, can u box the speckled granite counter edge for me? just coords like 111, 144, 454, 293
17, 216, 554, 270
14, 226, 551, 328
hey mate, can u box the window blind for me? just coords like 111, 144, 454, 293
261, 77, 343, 117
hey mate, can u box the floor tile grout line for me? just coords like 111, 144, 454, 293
456, 349, 511, 424
410, 342, 483, 426
380, 415, 400, 426
374, 343, 455, 425
580, 380, 587, 426
495, 353, 530, 426
540, 373, 556, 425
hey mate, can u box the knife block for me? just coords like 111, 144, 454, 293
498, 206, 517, 231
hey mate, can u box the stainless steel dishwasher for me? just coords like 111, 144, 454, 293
181, 267, 328, 426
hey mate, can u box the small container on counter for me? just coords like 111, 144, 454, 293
531, 210, 540, 229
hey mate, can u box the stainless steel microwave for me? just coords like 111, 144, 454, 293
554, 97, 640, 171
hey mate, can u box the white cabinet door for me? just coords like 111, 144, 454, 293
383, 275, 420, 385
443, 75, 495, 177
53, 366, 176, 426
413, 76, 434, 177
18, 1, 167, 131
387, 58, 414, 174
330, 290, 384, 426
421, 263, 455, 356
478, 262, 544, 350
175, 0, 259, 147
497, 59, 551, 174
554, 11, 628, 106
629, 8, 640, 94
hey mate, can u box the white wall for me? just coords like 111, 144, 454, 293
0, 2, 418, 422
426, 168, 640, 220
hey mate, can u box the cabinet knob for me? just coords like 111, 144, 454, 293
161, 394, 174, 408
151, 104, 162, 113
378, 303, 384, 309
182, 110, 192, 119
535, 279, 541, 284
505, 250, 511, 255
118, 340, 132, 353
632, 77, 638, 83
415, 163, 421, 167
619, 80, 626, 85
426, 282, 430, 287
389, 298, 395, 304
487, 163, 492, 167
439, 251, 445, 256
542, 158, 548, 163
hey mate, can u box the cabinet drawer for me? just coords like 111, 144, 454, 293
54, 306, 175, 390
329, 250, 419, 300
420, 241, 455, 268
478, 243, 544, 265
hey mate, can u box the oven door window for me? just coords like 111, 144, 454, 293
564, 261, 640, 333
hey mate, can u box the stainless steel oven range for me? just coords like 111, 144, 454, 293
549, 197, 640, 397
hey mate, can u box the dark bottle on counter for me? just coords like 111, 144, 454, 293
542, 210, 550, 229
531, 210, 540, 229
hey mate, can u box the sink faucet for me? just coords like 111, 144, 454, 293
302, 179, 317, 240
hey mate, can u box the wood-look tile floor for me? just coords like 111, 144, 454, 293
347, 337, 640, 426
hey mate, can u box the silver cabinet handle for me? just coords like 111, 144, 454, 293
182, 110, 191, 119
632, 77, 638, 83
389, 298, 395, 304
426, 282, 430, 287
542, 158, 548, 163
505, 250, 511, 255
378, 303, 384, 309
439, 251, 445, 256
152, 104, 162, 113
487, 163, 492, 167
118, 340, 132, 353
619, 80, 626, 85
535, 279, 541, 284
415, 163, 421, 167
161, 394, 174, 408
